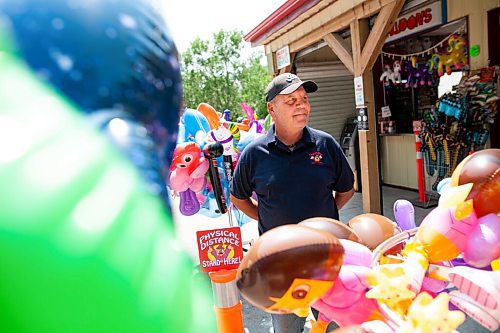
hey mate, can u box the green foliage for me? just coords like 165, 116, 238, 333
181, 30, 271, 121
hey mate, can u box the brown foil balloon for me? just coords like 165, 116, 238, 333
451, 149, 500, 217
348, 213, 401, 250
299, 217, 362, 242
236, 225, 344, 313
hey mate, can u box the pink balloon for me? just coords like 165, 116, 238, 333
463, 213, 500, 268
339, 239, 372, 267
313, 265, 379, 327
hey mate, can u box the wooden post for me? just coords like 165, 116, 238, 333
351, 18, 382, 214
349, 0, 404, 213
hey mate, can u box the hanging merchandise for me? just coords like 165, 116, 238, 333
419, 67, 499, 190
430, 35, 468, 76
381, 22, 468, 87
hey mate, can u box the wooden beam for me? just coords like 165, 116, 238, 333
350, 19, 362, 76
360, 0, 405, 73
322, 33, 354, 74
272, 0, 400, 53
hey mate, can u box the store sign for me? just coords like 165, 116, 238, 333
386, 0, 442, 43
196, 227, 243, 273
354, 76, 364, 106
276, 45, 290, 70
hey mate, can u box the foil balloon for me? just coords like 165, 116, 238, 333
299, 217, 362, 243
179, 108, 210, 147
197, 102, 220, 130
450, 148, 500, 217
416, 204, 478, 263
448, 266, 500, 332
237, 224, 344, 317
348, 214, 401, 250
1, 0, 183, 205
169, 142, 209, 216
462, 213, 500, 268
393, 200, 416, 231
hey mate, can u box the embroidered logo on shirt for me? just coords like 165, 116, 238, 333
309, 152, 323, 164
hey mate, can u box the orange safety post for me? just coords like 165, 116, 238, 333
208, 269, 244, 333
413, 120, 427, 203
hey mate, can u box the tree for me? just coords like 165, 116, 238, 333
181, 30, 271, 121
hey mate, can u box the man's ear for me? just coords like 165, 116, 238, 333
267, 101, 275, 118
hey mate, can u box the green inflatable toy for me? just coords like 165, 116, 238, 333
0, 11, 215, 333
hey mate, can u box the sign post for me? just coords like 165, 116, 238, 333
197, 227, 244, 333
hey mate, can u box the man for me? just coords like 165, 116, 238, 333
230, 73, 355, 332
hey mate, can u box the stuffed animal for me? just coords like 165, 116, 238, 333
392, 60, 402, 84
432, 35, 468, 76
380, 64, 394, 84
405, 56, 420, 88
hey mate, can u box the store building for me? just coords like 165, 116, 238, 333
245, 0, 499, 211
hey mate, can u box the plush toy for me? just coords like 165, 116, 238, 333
432, 34, 468, 76
405, 56, 420, 88
418, 61, 434, 86
392, 60, 402, 84
380, 64, 394, 84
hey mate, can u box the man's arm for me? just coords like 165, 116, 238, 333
334, 188, 355, 209
230, 194, 259, 221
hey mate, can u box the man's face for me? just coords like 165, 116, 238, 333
268, 86, 311, 131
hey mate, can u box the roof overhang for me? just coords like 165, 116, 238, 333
245, 0, 405, 54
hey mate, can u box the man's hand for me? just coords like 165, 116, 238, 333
230, 194, 259, 220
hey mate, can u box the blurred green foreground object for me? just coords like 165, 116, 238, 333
0, 31, 215, 333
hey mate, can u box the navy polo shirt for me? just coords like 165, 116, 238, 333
230, 125, 354, 234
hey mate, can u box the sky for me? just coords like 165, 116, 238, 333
160, 0, 288, 55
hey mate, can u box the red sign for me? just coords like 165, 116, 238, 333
386, 1, 442, 43
196, 227, 243, 273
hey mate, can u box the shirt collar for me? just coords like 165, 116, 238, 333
263, 125, 316, 148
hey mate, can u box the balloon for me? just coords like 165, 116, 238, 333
417, 205, 478, 263
237, 225, 344, 316
313, 264, 381, 328
207, 123, 240, 159
180, 108, 210, 147
327, 321, 393, 333
448, 266, 500, 332
170, 142, 208, 193
339, 239, 372, 267
0, 48, 215, 332
436, 177, 452, 194
450, 149, 500, 217
348, 214, 400, 250
240, 102, 255, 120
264, 113, 273, 131
393, 199, 416, 231
299, 217, 362, 243
197, 103, 220, 130
462, 213, 500, 268
1, 0, 182, 178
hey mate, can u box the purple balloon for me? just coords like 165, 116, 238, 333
393, 199, 416, 231
463, 213, 500, 268
179, 189, 200, 216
